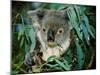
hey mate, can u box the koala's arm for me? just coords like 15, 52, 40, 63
24, 37, 43, 67
24, 9, 43, 66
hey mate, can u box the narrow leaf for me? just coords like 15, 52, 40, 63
75, 40, 85, 69
82, 15, 95, 38
55, 59, 70, 70
28, 28, 36, 49
20, 37, 24, 48
81, 23, 90, 45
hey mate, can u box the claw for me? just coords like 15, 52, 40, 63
24, 52, 35, 66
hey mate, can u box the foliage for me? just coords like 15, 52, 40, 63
12, 1, 96, 74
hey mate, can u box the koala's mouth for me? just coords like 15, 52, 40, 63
47, 42, 57, 48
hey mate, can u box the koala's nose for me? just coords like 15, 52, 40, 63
47, 29, 55, 42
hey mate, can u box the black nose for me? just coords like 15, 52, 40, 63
47, 29, 55, 42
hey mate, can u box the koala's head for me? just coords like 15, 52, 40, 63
28, 9, 72, 48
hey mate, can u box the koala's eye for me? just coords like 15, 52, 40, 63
57, 28, 64, 34
42, 28, 46, 32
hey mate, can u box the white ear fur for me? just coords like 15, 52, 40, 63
27, 9, 42, 31
68, 21, 73, 30
27, 8, 41, 15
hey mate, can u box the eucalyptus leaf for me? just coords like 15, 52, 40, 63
81, 22, 90, 45
75, 40, 85, 69
28, 28, 36, 49
20, 37, 24, 48
18, 27, 24, 41
64, 49, 73, 64
55, 59, 70, 70
90, 25, 96, 36
74, 5, 81, 23
46, 64, 59, 68
63, 59, 71, 70
47, 56, 56, 62
67, 7, 82, 40
82, 15, 95, 38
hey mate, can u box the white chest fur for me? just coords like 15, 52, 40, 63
41, 37, 70, 61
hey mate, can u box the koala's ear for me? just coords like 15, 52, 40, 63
27, 8, 46, 19
60, 10, 73, 30
60, 10, 69, 20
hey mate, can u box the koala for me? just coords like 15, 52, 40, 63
24, 8, 72, 66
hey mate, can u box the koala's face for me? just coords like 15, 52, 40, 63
28, 9, 72, 48
41, 13, 71, 47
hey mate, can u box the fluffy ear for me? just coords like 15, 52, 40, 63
27, 8, 46, 19
60, 10, 73, 30
27, 8, 46, 31
59, 10, 69, 20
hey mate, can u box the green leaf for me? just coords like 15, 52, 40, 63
90, 25, 96, 37
75, 40, 85, 69
20, 37, 24, 48
63, 59, 71, 70
64, 49, 73, 64
47, 56, 56, 62
81, 23, 90, 45
67, 7, 82, 40
46, 64, 59, 68
55, 59, 70, 70
74, 5, 81, 23
18, 28, 24, 41
28, 28, 36, 49
15, 57, 24, 71
82, 15, 95, 38
24, 25, 33, 45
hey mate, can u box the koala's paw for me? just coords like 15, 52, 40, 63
24, 52, 35, 66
